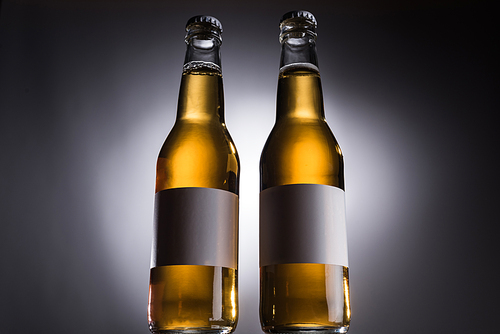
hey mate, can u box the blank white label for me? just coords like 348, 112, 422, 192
260, 184, 348, 268
151, 187, 238, 269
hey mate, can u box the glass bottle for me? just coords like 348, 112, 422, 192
259, 11, 351, 333
148, 15, 239, 334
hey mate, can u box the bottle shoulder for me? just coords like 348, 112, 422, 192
156, 119, 239, 193
159, 120, 238, 159
260, 118, 344, 190
262, 118, 342, 158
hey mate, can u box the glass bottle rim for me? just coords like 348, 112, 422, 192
279, 10, 317, 43
185, 15, 223, 44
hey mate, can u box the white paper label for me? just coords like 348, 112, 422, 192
260, 184, 348, 268
151, 187, 238, 269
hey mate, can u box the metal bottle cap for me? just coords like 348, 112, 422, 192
186, 15, 223, 33
280, 10, 317, 28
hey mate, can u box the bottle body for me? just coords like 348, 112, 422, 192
149, 67, 239, 334
148, 17, 239, 334
259, 27, 350, 333
260, 264, 349, 333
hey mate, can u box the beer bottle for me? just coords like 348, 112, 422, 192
148, 15, 239, 334
260, 10, 351, 333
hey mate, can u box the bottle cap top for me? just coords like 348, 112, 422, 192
280, 10, 317, 28
186, 15, 223, 33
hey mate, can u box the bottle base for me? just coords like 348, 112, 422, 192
149, 326, 234, 334
262, 325, 349, 334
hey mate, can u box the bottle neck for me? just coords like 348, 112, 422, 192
184, 25, 222, 72
280, 35, 318, 72
177, 31, 224, 123
279, 17, 319, 71
277, 33, 324, 120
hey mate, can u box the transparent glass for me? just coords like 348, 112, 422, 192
148, 65, 239, 333
259, 65, 350, 333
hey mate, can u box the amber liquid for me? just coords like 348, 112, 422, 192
260, 66, 350, 333
148, 69, 239, 333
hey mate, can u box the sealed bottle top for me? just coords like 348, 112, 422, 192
185, 15, 223, 44
183, 15, 223, 73
279, 10, 317, 44
280, 10, 317, 27
186, 15, 222, 31
279, 10, 319, 72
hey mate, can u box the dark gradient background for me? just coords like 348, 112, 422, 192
0, 1, 497, 333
